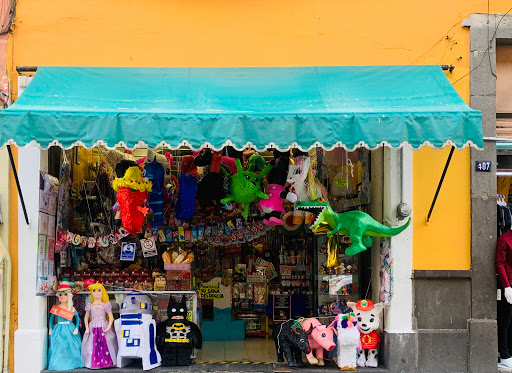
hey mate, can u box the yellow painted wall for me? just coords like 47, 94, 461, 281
413, 147, 471, 269
6, 2, 511, 287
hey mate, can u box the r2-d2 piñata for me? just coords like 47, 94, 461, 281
114, 293, 161, 370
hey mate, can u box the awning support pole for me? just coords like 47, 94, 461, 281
7, 145, 29, 225
426, 146, 455, 222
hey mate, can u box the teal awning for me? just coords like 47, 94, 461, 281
0, 66, 483, 150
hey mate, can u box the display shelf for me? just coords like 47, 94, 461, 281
77, 290, 197, 295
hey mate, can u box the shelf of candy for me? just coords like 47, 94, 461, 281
64, 267, 159, 293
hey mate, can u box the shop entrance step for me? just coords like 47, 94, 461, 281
41, 361, 388, 373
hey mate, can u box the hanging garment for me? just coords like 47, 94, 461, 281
144, 159, 166, 227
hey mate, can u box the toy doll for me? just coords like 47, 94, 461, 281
258, 151, 297, 226
47, 281, 83, 371
82, 283, 118, 369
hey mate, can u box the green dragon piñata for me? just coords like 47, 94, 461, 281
296, 198, 411, 256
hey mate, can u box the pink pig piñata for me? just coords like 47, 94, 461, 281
300, 318, 337, 366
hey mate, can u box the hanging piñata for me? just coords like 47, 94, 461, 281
113, 160, 152, 235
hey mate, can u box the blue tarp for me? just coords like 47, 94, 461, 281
0, 65, 483, 150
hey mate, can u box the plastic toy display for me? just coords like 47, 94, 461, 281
156, 296, 202, 366
348, 299, 384, 368
300, 317, 336, 366
296, 198, 411, 255
115, 293, 161, 370
81, 283, 119, 369
273, 320, 311, 367
47, 282, 83, 371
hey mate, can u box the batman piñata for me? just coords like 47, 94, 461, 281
156, 296, 202, 366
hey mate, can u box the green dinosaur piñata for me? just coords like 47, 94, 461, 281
295, 198, 411, 256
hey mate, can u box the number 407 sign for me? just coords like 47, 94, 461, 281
475, 161, 492, 172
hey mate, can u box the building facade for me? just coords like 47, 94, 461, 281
3, 1, 511, 372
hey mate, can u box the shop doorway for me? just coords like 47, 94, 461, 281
42, 145, 374, 369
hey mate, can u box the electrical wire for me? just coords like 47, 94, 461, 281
451, 6, 512, 86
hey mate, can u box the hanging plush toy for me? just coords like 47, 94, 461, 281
258, 151, 297, 226
113, 160, 152, 235
247, 153, 267, 174
175, 155, 198, 221
220, 158, 273, 218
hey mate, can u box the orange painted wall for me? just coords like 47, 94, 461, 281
6, 2, 511, 283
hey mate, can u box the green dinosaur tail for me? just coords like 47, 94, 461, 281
366, 217, 411, 237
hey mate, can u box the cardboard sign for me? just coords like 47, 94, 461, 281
199, 284, 225, 299
50, 305, 74, 321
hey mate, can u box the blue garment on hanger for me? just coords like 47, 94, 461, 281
144, 159, 165, 227
175, 173, 197, 221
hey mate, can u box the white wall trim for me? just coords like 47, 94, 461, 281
14, 147, 48, 373
382, 147, 414, 333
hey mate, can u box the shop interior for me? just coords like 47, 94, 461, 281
39, 144, 374, 366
